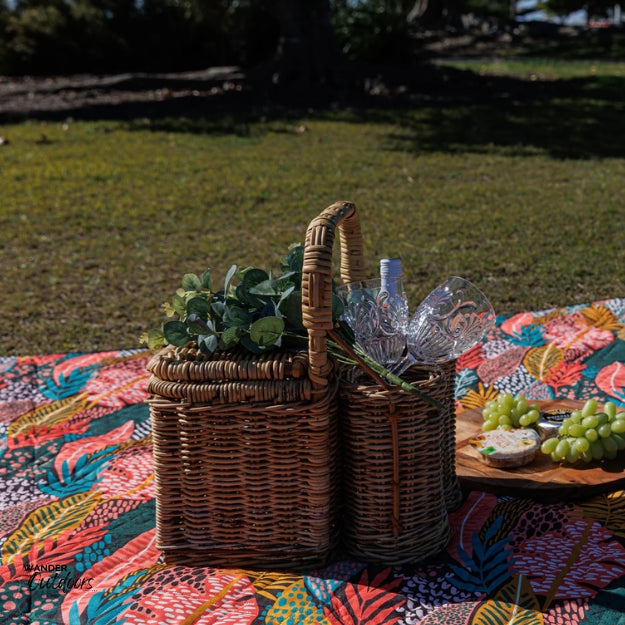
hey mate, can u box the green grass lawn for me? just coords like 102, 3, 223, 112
1, 59, 625, 355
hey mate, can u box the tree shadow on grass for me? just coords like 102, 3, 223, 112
2, 63, 624, 160
386, 91, 625, 159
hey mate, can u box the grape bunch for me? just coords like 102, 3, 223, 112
540, 398, 625, 463
481, 392, 541, 431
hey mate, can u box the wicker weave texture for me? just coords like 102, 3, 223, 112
149, 384, 339, 569
147, 200, 366, 569
437, 360, 463, 511
338, 365, 453, 564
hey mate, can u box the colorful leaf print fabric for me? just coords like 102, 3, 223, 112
1, 298, 625, 624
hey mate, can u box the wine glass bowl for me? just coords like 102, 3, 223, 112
406, 276, 495, 365
336, 278, 409, 368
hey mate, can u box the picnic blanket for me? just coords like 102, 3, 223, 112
2, 297, 625, 625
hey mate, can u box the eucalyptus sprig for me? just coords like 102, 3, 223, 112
140, 244, 308, 355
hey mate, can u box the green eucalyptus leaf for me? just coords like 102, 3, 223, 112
280, 290, 303, 330
235, 283, 265, 309
241, 268, 270, 286
182, 273, 202, 292
278, 284, 295, 305
226, 306, 253, 328
224, 264, 237, 295
186, 313, 210, 335
197, 333, 219, 354
163, 320, 189, 346
286, 245, 304, 273
240, 334, 269, 354
186, 296, 210, 318
249, 316, 284, 346
146, 329, 165, 351
201, 269, 212, 290
211, 300, 227, 319
172, 293, 186, 317
249, 279, 279, 296
221, 326, 240, 348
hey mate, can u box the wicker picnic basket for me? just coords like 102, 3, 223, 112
146, 200, 364, 569
330, 209, 460, 565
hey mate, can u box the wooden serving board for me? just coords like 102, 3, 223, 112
456, 399, 625, 500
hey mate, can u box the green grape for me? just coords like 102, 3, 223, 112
585, 428, 599, 442
497, 424, 512, 430
498, 415, 512, 426
611, 433, 625, 451
570, 409, 582, 423
482, 407, 495, 420
598, 423, 612, 438
580, 449, 594, 464
558, 420, 570, 436
515, 396, 528, 414
590, 440, 605, 460
541, 438, 559, 454
555, 439, 570, 459
605, 402, 616, 421
498, 393, 514, 412
615, 411, 625, 421
573, 437, 590, 453
611, 419, 625, 434
568, 424, 586, 438
602, 436, 618, 455
519, 414, 534, 427
596, 413, 609, 426
582, 398, 598, 418
582, 415, 599, 429
565, 446, 580, 464
482, 419, 498, 432
526, 409, 539, 423
550, 451, 561, 462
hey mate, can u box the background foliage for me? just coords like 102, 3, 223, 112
1, 0, 623, 76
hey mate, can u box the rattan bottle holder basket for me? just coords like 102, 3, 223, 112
146, 201, 365, 570
324, 208, 462, 565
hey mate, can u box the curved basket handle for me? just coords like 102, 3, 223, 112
301, 201, 368, 398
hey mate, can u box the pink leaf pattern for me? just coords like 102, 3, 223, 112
513, 520, 625, 600
61, 528, 160, 623
543, 597, 588, 625
477, 346, 529, 385
85, 358, 149, 409
122, 570, 259, 625
501, 312, 535, 337
54, 421, 135, 475
542, 314, 614, 355
595, 361, 625, 402
446, 491, 498, 563
95, 447, 154, 501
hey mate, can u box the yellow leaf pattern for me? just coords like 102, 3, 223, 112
579, 490, 625, 539
460, 382, 499, 410
581, 305, 623, 331
7, 393, 88, 439
523, 344, 564, 382
471, 574, 544, 625
2, 490, 101, 564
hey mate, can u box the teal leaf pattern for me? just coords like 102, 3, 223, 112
448, 515, 515, 594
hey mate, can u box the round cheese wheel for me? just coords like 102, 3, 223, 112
469, 428, 541, 468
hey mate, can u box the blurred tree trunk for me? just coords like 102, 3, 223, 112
407, 0, 464, 26
265, 0, 342, 86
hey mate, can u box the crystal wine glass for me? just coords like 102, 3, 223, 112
336, 278, 409, 368
394, 276, 495, 372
